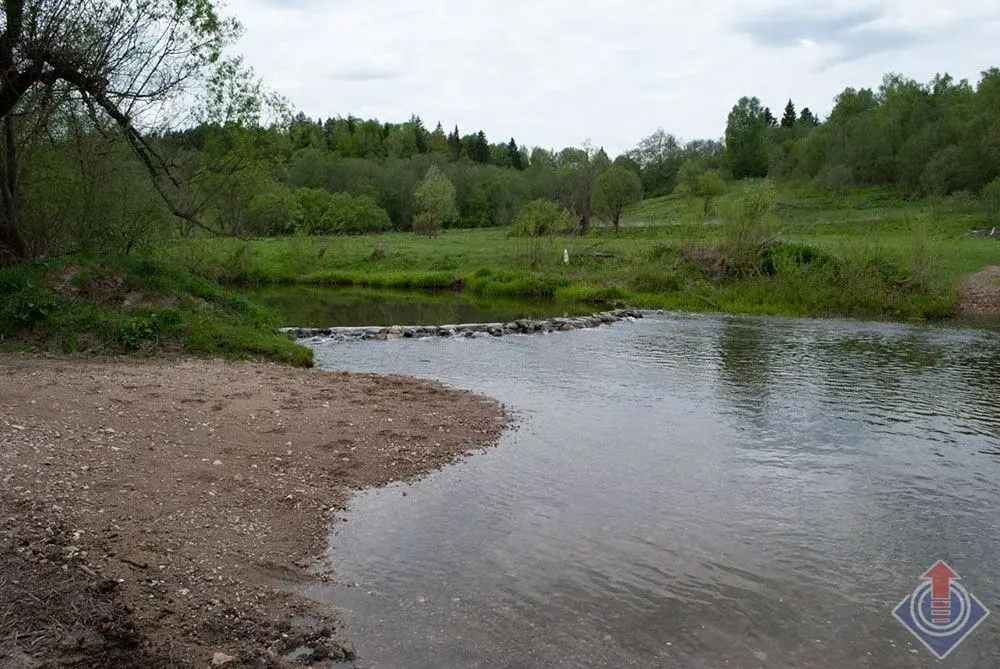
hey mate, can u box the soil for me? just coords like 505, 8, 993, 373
0, 356, 507, 668
958, 266, 1000, 318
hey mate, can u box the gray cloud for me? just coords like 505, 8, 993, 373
734, 7, 884, 47
733, 5, 924, 63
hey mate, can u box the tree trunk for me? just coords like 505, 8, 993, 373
579, 212, 590, 235
0, 114, 24, 264
613, 214, 620, 234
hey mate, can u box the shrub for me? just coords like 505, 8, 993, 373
984, 176, 1000, 228
246, 188, 296, 236
761, 242, 838, 276
512, 199, 575, 237
291, 188, 334, 234
293, 189, 392, 236
412, 212, 441, 237
327, 193, 392, 235
720, 180, 777, 277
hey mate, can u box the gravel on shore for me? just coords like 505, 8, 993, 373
0, 356, 506, 668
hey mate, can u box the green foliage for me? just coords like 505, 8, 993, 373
246, 187, 296, 236
414, 165, 459, 229
292, 189, 392, 235
512, 200, 576, 237
726, 97, 771, 178
698, 171, 726, 199
412, 212, 441, 237
0, 256, 311, 364
781, 100, 797, 128
592, 165, 643, 231
720, 180, 777, 276
984, 177, 1000, 228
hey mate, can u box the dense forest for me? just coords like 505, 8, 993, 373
0, 0, 997, 262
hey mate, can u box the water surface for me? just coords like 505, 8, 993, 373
308, 313, 1000, 668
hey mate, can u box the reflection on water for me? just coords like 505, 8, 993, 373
307, 314, 1000, 668
239, 285, 594, 328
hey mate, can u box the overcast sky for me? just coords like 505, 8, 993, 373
228, 0, 1000, 155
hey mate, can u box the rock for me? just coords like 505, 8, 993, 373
385, 326, 405, 340
4, 651, 42, 669
212, 652, 235, 666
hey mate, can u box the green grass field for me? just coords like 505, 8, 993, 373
158, 184, 998, 323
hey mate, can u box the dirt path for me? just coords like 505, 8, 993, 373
0, 357, 506, 668
958, 266, 1000, 318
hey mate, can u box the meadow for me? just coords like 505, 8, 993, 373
159, 183, 997, 323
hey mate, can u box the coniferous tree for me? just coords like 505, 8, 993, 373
447, 126, 462, 160
508, 138, 524, 170
799, 108, 818, 127
763, 108, 778, 128
781, 99, 796, 128
412, 115, 428, 153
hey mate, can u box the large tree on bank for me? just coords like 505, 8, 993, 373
0, 0, 240, 264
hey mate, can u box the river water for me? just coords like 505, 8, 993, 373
307, 313, 1000, 669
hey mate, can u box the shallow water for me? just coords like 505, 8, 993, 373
307, 313, 1000, 668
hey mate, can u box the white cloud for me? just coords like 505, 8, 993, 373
227, 0, 1000, 154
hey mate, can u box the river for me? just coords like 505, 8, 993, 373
304, 312, 1000, 668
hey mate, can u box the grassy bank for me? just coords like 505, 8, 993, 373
0, 255, 312, 365
158, 184, 997, 322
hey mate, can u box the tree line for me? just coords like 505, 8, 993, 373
0, 0, 996, 263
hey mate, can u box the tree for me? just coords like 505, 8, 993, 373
781, 99, 797, 128
0, 0, 242, 263
414, 165, 458, 231
508, 138, 524, 170
763, 107, 778, 128
799, 108, 818, 127
696, 170, 726, 217
626, 128, 685, 196
726, 97, 772, 179
446, 126, 462, 160
675, 159, 726, 218
592, 165, 642, 232
557, 146, 608, 234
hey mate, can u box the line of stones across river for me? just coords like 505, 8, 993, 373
283, 309, 645, 342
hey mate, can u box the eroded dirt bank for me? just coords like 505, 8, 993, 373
0, 357, 506, 668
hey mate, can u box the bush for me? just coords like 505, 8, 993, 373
293, 189, 392, 236
412, 212, 441, 237
327, 193, 393, 235
761, 242, 839, 276
720, 180, 777, 277
984, 177, 1000, 228
512, 199, 575, 237
246, 188, 296, 236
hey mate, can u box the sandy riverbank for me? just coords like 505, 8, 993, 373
0, 357, 506, 668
